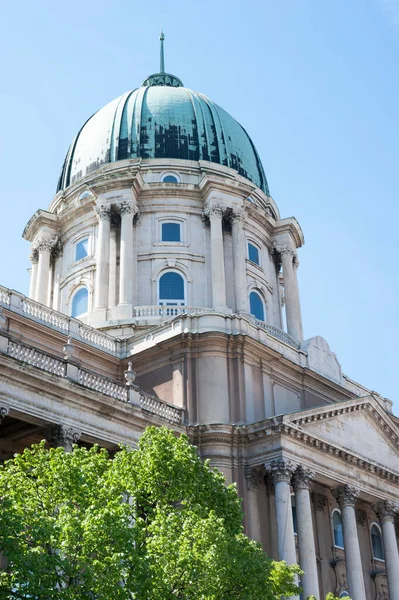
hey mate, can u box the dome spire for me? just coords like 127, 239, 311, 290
160, 26, 165, 73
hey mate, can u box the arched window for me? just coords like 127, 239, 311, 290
249, 291, 265, 322
371, 523, 384, 561
161, 172, 180, 183
332, 510, 344, 549
159, 272, 185, 306
75, 237, 88, 261
71, 287, 88, 317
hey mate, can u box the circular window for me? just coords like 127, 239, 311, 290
161, 173, 180, 183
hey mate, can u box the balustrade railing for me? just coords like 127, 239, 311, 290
139, 392, 183, 424
21, 298, 70, 332
256, 320, 300, 349
78, 325, 117, 353
77, 368, 128, 402
0, 286, 11, 305
133, 305, 207, 318
7, 340, 66, 376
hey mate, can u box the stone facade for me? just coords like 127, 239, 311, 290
1, 73, 398, 600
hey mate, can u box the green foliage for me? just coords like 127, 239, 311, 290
0, 426, 301, 599
307, 595, 351, 600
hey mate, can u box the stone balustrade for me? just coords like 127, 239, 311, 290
133, 305, 208, 318
7, 340, 66, 376
77, 368, 128, 402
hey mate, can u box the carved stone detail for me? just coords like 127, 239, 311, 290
373, 500, 399, 523
119, 200, 138, 217
35, 237, 58, 253
204, 201, 225, 218
231, 207, 245, 224
244, 466, 262, 491
45, 424, 81, 452
292, 466, 315, 490
356, 508, 367, 526
275, 243, 296, 257
265, 458, 296, 483
0, 406, 10, 423
95, 205, 112, 221
333, 485, 360, 508
29, 249, 39, 264
311, 492, 327, 512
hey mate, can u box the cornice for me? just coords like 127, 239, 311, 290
23, 210, 59, 241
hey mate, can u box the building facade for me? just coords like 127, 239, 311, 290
1, 38, 398, 600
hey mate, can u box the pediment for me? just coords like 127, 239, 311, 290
284, 398, 399, 469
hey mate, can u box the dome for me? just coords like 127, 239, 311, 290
57, 72, 269, 195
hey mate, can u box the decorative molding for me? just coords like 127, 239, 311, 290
274, 243, 296, 258
119, 200, 139, 217
373, 500, 399, 523
244, 466, 262, 491
292, 465, 315, 490
35, 236, 58, 253
29, 249, 39, 263
203, 201, 225, 218
231, 207, 245, 224
333, 484, 360, 508
265, 458, 296, 483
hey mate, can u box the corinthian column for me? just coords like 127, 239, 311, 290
333, 485, 366, 600
36, 239, 55, 305
373, 500, 399, 600
45, 424, 81, 452
292, 467, 319, 599
244, 466, 262, 543
119, 201, 137, 307
29, 250, 39, 300
94, 205, 111, 309
231, 208, 248, 313
205, 202, 227, 310
277, 244, 303, 341
265, 460, 298, 563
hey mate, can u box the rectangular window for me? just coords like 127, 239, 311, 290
75, 238, 89, 261
162, 222, 181, 242
248, 242, 260, 265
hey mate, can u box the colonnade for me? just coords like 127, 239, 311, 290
246, 460, 399, 600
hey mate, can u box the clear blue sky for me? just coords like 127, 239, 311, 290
1, 1, 398, 405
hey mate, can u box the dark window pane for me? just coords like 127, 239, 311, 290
163, 175, 178, 183
249, 291, 265, 321
248, 243, 259, 265
159, 272, 184, 300
72, 288, 88, 317
162, 223, 181, 242
291, 496, 297, 534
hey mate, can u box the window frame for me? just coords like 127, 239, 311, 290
332, 509, 345, 550
74, 236, 90, 262
71, 286, 89, 318
160, 171, 181, 184
370, 522, 385, 562
161, 221, 181, 243
158, 270, 186, 307
247, 241, 261, 266
249, 290, 266, 322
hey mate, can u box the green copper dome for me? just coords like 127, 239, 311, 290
57, 73, 269, 194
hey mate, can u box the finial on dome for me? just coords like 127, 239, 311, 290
160, 26, 165, 73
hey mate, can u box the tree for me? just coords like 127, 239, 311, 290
0, 426, 301, 600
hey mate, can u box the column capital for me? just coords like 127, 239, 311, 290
119, 200, 139, 217
45, 424, 81, 451
204, 201, 225, 218
0, 406, 10, 423
373, 499, 399, 523
30, 249, 39, 264
265, 458, 296, 483
274, 243, 296, 257
95, 204, 112, 221
35, 237, 58, 253
333, 484, 360, 508
231, 207, 245, 224
292, 466, 315, 490
244, 466, 263, 491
